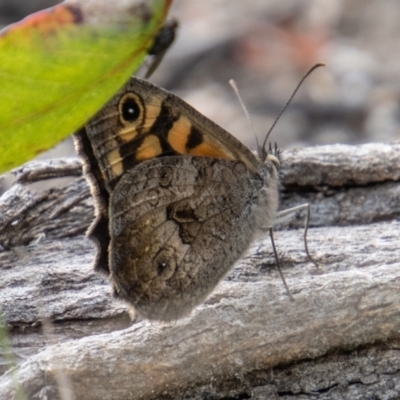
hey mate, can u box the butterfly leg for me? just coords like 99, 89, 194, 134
269, 228, 294, 300
277, 204, 318, 267
144, 19, 178, 78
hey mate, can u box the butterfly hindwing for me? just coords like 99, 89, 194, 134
109, 156, 263, 321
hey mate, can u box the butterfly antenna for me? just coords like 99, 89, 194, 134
262, 62, 325, 153
229, 79, 262, 155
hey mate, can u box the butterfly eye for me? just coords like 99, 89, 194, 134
268, 154, 280, 171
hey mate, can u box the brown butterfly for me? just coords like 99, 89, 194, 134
74, 77, 293, 321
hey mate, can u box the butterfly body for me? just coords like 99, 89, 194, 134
74, 77, 280, 321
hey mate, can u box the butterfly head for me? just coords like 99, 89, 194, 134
261, 142, 281, 176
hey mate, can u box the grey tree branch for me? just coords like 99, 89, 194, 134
0, 143, 399, 399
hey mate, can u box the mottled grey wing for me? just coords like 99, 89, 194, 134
109, 156, 262, 321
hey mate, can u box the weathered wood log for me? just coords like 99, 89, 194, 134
0, 143, 399, 399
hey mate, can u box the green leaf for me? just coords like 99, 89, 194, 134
0, 0, 172, 174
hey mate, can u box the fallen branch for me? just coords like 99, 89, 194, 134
0, 143, 399, 399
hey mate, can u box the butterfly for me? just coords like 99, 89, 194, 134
74, 77, 289, 321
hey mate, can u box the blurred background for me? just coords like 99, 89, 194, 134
1, 0, 400, 183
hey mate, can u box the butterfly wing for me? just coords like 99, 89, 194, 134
109, 155, 263, 321
83, 77, 260, 191
75, 77, 261, 275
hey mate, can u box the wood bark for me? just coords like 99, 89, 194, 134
0, 143, 399, 400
